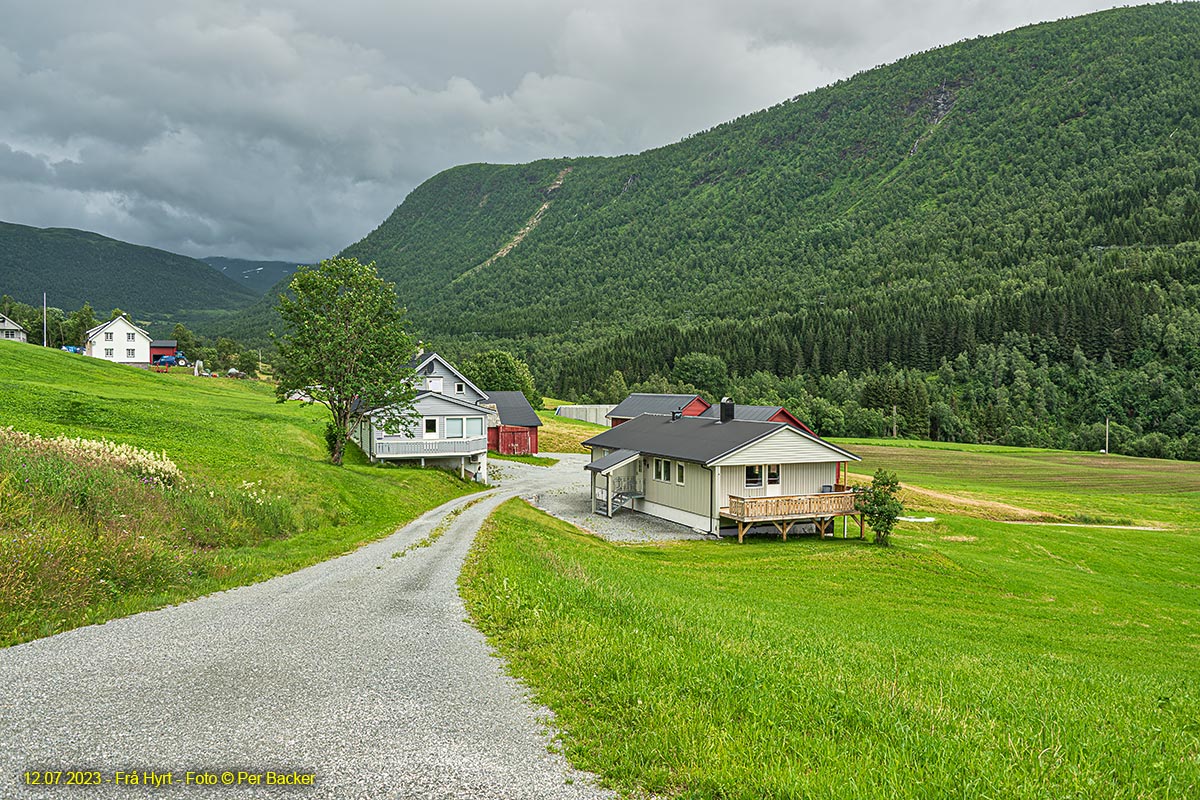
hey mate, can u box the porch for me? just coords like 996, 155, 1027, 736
721, 487, 862, 543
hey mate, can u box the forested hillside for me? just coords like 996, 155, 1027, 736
0, 221, 258, 319
340, 4, 1200, 457
203, 257, 304, 295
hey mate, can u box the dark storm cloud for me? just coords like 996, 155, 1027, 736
0, 0, 1141, 262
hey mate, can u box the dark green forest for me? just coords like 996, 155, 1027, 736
0, 221, 259, 321
326, 4, 1200, 459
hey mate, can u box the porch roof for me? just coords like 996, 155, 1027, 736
585, 448, 640, 474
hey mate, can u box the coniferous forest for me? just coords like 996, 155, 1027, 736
269, 5, 1200, 457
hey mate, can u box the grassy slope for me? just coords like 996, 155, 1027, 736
461, 443, 1200, 799
535, 409, 608, 454
0, 343, 476, 643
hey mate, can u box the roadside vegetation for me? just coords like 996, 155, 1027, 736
461, 443, 1200, 799
0, 344, 477, 645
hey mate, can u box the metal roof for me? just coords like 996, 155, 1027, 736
583, 414, 784, 464
485, 391, 542, 427
584, 449, 640, 474
606, 393, 706, 419
698, 404, 783, 422
150, 340, 177, 348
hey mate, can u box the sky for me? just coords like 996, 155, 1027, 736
0, 1, 1147, 263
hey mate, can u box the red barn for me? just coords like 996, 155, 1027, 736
149, 339, 178, 364
605, 393, 711, 426
485, 391, 543, 455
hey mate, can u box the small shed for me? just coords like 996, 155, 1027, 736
150, 339, 178, 363
485, 391, 543, 455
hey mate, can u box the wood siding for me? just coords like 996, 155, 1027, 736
710, 427, 848, 466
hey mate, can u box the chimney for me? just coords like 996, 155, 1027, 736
719, 397, 735, 424
671, 409, 683, 421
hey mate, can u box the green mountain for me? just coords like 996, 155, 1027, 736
0, 221, 258, 319
202, 256, 306, 295
341, 3, 1200, 396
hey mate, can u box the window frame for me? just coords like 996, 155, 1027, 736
745, 464, 764, 488
454, 382, 466, 395
104, 347, 114, 358
126, 348, 136, 359
767, 464, 781, 486
126, 332, 135, 342
653, 457, 673, 483
676, 462, 685, 486
445, 417, 465, 439
465, 417, 484, 437
424, 418, 438, 436
104, 332, 113, 341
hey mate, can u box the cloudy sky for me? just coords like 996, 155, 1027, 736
0, 1, 1145, 262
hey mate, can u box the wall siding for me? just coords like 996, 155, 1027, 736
643, 458, 710, 517
711, 428, 848, 465
420, 357, 487, 403
720, 462, 836, 502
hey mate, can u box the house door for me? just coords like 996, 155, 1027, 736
765, 464, 783, 496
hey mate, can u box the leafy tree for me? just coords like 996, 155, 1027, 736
63, 303, 99, 348
172, 322, 199, 359
274, 257, 419, 465
672, 352, 729, 398
460, 349, 540, 408
855, 469, 904, 546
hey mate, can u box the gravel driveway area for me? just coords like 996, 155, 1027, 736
0, 459, 612, 800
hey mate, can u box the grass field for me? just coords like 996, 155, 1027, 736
535, 409, 608, 454
461, 441, 1200, 799
0, 343, 477, 644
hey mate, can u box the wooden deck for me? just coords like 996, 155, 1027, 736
722, 490, 863, 543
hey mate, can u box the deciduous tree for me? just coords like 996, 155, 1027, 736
274, 257, 419, 465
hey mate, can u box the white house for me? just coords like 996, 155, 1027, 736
0, 313, 28, 343
85, 316, 152, 364
350, 352, 491, 482
583, 401, 862, 541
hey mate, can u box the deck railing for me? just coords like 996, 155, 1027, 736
373, 436, 487, 457
726, 491, 858, 521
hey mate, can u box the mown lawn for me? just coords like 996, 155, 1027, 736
461, 444, 1200, 799
0, 343, 477, 644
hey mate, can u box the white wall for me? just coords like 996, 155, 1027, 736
88, 317, 151, 363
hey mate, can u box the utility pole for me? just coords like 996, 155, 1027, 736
1105, 415, 1110, 455
892, 404, 898, 438
42, 292, 47, 347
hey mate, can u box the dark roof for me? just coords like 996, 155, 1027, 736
699, 404, 783, 423
486, 391, 542, 427
150, 340, 177, 348
584, 448, 639, 473
607, 393, 707, 419
583, 414, 784, 464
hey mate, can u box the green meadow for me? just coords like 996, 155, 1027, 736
461, 440, 1200, 799
0, 343, 475, 645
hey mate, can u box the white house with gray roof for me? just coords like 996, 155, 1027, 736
0, 313, 28, 343
85, 316, 152, 364
350, 351, 491, 482
583, 401, 862, 541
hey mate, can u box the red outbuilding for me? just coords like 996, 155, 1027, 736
485, 391, 543, 455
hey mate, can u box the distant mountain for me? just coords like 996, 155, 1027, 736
0, 222, 258, 319
202, 257, 305, 295
337, 3, 1200, 401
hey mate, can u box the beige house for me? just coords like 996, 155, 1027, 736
583, 402, 862, 540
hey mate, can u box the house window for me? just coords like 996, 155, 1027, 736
466, 417, 483, 437
126, 332, 135, 342
745, 465, 763, 488
446, 418, 464, 438
104, 348, 114, 358
126, 348, 136, 359
3, 331, 13, 339
654, 458, 672, 482
455, 382, 465, 394
676, 462, 685, 486
104, 332, 113, 341
428, 377, 443, 393
424, 418, 438, 435
767, 465, 781, 485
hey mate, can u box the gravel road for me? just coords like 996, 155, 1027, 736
0, 458, 612, 800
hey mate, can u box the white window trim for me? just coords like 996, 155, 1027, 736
104, 348, 114, 358
745, 464, 763, 488
465, 417, 484, 437
424, 418, 438, 436
653, 458, 673, 483
676, 462, 685, 486
454, 382, 465, 395
445, 417, 465, 439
